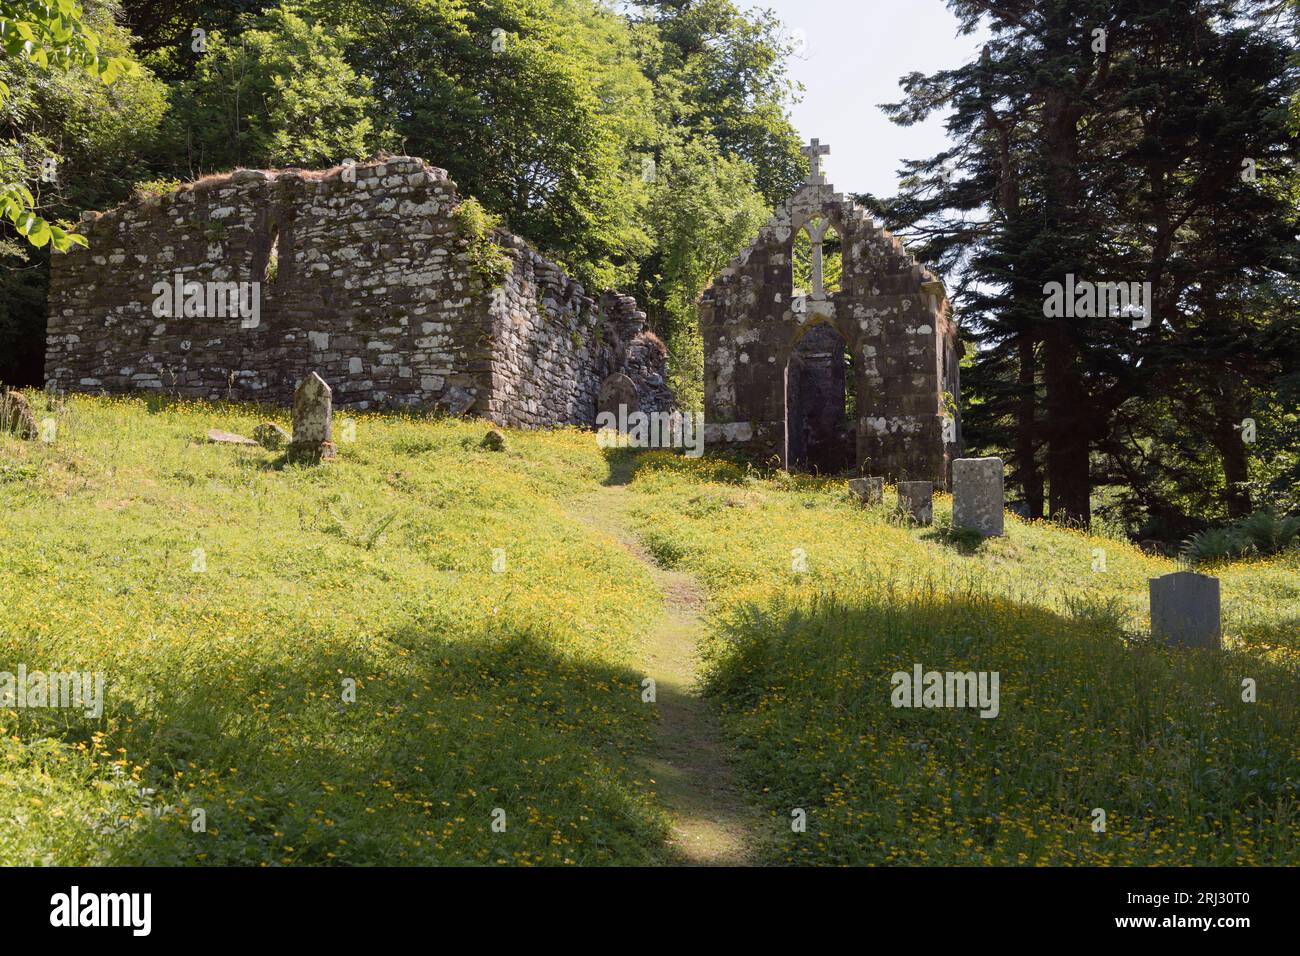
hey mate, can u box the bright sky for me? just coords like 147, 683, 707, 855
753, 0, 989, 198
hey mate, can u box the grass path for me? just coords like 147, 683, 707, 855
569, 477, 762, 866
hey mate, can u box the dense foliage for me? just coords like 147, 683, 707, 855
1, 0, 799, 404
872, 0, 1300, 537
1, 0, 1295, 538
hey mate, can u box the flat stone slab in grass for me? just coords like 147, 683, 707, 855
952, 456, 1005, 536
848, 476, 884, 505
207, 428, 258, 446
896, 480, 933, 525
1150, 571, 1221, 649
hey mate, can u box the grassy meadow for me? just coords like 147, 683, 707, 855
0, 392, 668, 865
1, 392, 1297, 865
620, 455, 1300, 865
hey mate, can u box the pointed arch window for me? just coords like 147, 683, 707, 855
792, 216, 841, 299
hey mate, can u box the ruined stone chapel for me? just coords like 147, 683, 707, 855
44, 141, 957, 484
701, 139, 961, 485
45, 155, 673, 428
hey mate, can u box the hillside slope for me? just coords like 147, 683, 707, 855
1, 394, 1297, 865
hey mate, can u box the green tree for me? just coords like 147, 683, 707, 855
881, 0, 1300, 529
626, 0, 804, 402
298, 0, 654, 289
629, 0, 804, 205
1, 0, 162, 385
639, 136, 768, 408
1, 0, 135, 252
166, 4, 382, 172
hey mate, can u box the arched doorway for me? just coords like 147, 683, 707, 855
785, 215, 853, 474
784, 321, 856, 474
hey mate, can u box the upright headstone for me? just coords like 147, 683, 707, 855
952, 456, 1005, 537
288, 372, 335, 461
598, 372, 640, 421
896, 481, 933, 525
1149, 571, 1221, 649
848, 476, 884, 505
0, 389, 39, 440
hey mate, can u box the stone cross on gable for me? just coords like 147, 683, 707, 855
802, 138, 830, 185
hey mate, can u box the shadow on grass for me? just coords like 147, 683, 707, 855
704, 588, 1300, 865
11, 619, 673, 866
918, 523, 990, 555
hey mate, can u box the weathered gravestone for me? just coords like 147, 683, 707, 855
1149, 571, 1221, 649
0, 389, 39, 440
952, 456, 1005, 537
896, 481, 933, 525
598, 372, 640, 420
848, 476, 884, 505
253, 422, 291, 450
439, 386, 477, 417
288, 372, 335, 462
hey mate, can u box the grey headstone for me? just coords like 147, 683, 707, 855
288, 372, 335, 460
896, 481, 933, 525
848, 476, 884, 505
598, 372, 639, 420
952, 456, 1005, 536
1150, 571, 1221, 649
440, 386, 476, 417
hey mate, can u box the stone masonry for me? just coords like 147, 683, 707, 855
45, 156, 671, 427
700, 139, 961, 484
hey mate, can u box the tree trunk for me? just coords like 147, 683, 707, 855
1043, 325, 1092, 524
1016, 333, 1044, 519
1040, 80, 1092, 526
1210, 393, 1253, 519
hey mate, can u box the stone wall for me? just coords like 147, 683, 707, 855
486, 237, 663, 428
700, 179, 960, 485
46, 156, 671, 426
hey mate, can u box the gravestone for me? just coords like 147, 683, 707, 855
598, 372, 639, 420
288, 372, 335, 461
440, 386, 476, 417
253, 422, 291, 449
896, 481, 933, 525
0, 389, 38, 440
952, 456, 1005, 536
848, 476, 884, 505
1149, 571, 1221, 649
206, 428, 258, 446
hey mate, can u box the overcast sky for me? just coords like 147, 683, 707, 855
751, 0, 989, 198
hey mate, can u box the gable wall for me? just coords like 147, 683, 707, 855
700, 183, 960, 484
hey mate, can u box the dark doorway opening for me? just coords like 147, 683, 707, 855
784, 322, 856, 474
